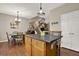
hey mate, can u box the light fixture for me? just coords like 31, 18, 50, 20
10, 11, 21, 29
37, 3, 45, 18
15, 11, 21, 25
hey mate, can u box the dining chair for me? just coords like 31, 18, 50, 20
6, 32, 14, 46
15, 32, 24, 45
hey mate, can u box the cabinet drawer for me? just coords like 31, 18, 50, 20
32, 39, 45, 49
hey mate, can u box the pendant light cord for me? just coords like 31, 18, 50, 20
40, 3, 42, 10
17, 11, 19, 20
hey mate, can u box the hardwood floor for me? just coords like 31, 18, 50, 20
0, 42, 79, 56
60, 47, 79, 56
0, 42, 27, 56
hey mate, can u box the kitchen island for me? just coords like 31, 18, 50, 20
24, 34, 62, 56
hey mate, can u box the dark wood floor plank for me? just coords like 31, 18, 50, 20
0, 42, 79, 56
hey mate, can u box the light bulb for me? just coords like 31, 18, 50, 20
15, 18, 17, 21
18, 19, 21, 21
39, 10, 43, 14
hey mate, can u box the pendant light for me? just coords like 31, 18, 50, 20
37, 3, 45, 18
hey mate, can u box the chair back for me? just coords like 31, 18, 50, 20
6, 32, 10, 42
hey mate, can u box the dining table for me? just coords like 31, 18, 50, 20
10, 32, 24, 45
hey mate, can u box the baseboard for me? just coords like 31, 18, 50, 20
0, 40, 8, 42
61, 47, 79, 53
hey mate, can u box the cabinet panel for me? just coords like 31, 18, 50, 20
25, 36, 32, 55
32, 46, 45, 56
32, 39, 45, 49
71, 38, 79, 51
32, 39, 46, 56
25, 44, 31, 55
25, 36, 31, 44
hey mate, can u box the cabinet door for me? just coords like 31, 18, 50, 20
25, 36, 32, 55
32, 46, 45, 56
70, 21, 79, 51
61, 16, 72, 49
32, 39, 46, 56
61, 10, 79, 51
71, 38, 79, 51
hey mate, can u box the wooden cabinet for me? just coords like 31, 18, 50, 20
25, 35, 58, 56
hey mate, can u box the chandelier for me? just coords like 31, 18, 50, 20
10, 11, 21, 29
15, 11, 21, 25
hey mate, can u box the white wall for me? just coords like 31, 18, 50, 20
0, 13, 29, 41
48, 3, 79, 31
46, 12, 61, 31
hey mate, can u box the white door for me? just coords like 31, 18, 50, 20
61, 10, 79, 51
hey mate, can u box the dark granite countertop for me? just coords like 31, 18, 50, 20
25, 34, 62, 43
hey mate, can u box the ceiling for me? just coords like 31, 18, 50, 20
0, 3, 64, 19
